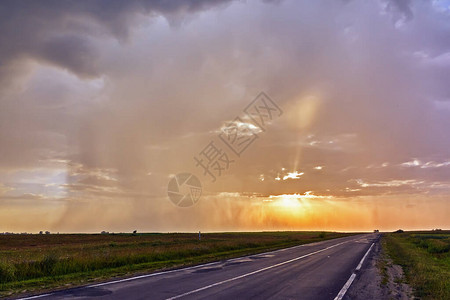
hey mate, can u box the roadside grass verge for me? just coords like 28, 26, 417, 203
376, 246, 389, 286
382, 230, 450, 299
0, 231, 354, 297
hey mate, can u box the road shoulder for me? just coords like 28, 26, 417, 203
346, 237, 413, 300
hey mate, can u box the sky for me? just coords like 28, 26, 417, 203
0, 0, 449, 233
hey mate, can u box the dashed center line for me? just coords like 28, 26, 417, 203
166, 239, 359, 300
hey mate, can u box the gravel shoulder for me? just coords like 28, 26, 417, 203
346, 237, 414, 300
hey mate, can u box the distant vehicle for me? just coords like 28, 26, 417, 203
373, 229, 379, 233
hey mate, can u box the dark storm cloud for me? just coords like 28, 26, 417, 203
385, 0, 413, 22
0, 0, 233, 80
0, 0, 233, 169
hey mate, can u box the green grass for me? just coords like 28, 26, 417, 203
0, 231, 354, 297
382, 230, 450, 299
376, 248, 389, 286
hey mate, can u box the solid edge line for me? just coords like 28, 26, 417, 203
87, 240, 316, 288
15, 241, 317, 300
18, 235, 365, 300
165, 239, 354, 300
334, 242, 375, 300
356, 243, 374, 271
16, 295, 52, 300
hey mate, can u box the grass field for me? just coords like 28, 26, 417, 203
0, 231, 353, 297
382, 230, 450, 299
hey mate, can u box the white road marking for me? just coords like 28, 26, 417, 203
17, 261, 220, 300
16, 294, 52, 300
18, 235, 368, 300
89, 241, 317, 288
165, 239, 355, 300
19, 237, 325, 299
89, 261, 219, 287
356, 243, 374, 271
334, 242, 375, 300
334, 273, 357, 300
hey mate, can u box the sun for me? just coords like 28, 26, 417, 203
277, 194, 303, 209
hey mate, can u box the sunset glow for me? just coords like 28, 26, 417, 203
0, 0, 449, 233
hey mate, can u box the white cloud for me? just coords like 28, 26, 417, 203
282, 171, 304, 180
296, 133, 360, 153
400, 159, 450, 168
356, 179, 424, 188
401, 159, 422, 167
268, 191, 332, 200
216, 119, 263, 136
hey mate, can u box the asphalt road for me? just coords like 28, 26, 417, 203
19, 233, 379, 300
